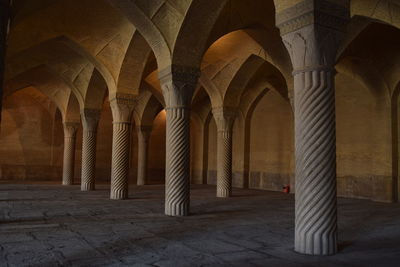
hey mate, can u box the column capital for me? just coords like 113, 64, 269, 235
212, 107, 237, 132
63, 122, 79, 138
81, 108, 101, 131
159, 65, 200, 108
276, 0, 350, 35
276, 0, 350, 71
110, 93, 136, 123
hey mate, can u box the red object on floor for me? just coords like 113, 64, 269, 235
283, 185, 290, 194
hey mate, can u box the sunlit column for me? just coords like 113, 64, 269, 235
62, 122, 79, 185
159, 66, 200, 216
213, 108, 236, 197
276, 0, 350, 255
80, 109, 100, 191
110, 94, 135, 200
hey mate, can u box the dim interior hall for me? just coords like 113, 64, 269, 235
0, 0, 400, 266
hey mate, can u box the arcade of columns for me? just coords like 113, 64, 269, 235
1, 0, 400, 256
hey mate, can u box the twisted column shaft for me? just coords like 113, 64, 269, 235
62, 122, 79, 185
216, 130, 233, 197
165, 107, 191, 216
111, 122, 131, 199
80, 109, 100, 191
276, 1, 350, 255
213, 108, 236, 198
159, 65, 200, 216
81, 129, 97, 190
109, 94, 135, 200
294, 69, 337, 255
137, 126, 151, 186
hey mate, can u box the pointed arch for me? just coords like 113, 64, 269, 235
84, 68, 108, 110
117, 31, 153, 96
351, 0, 400, 30
223, 55, 266, 108
63, 91, 80, 123
105, 0, 171, 69
5, 65, 78, 114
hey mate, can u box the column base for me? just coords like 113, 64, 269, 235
165, 204, 189, 216
81, 183, 95, 191
110, 190, 128, 200
217, 188, 231, 198
62, 181, 73, 186
295, 235, 337, 256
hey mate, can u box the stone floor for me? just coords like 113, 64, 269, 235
0, 183, 399, 267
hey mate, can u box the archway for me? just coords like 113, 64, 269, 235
0, 87, 64, 181
248, 89, 294, 191
337, 22, 400, 202
147, 110, 166, 185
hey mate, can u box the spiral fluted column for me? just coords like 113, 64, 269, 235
213, 108, 236, 198
137, 126, 152, 186
62, 122, 79, 185
276, 1, 349, 255
110, 94, 135, 200
159, 66, 200, 216
80, 109, 100, 191
293, 68, 337, 255
165, 107, 191, 216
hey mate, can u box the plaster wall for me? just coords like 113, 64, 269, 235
0, 92, 168, 186
0, 88, 64, 180
146, 110, 166, 184
232, 118, 246, 188
200, 76, 393, 202
0, 79, 395, 202
207, 118, 218, 185
190, 117, 205, 185
248, 90, 294, 192
336, 73, 393, 202
95, 98, 113, 182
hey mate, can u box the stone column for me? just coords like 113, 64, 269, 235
80, 109, 100, 191
276, 0, 349, 255
213, 107, 236, 197
62, 122, 79, 185
159, 66, 200, 216
136, 125, 152, 186
0, 0, 10, 123
110, 94, 135, 200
